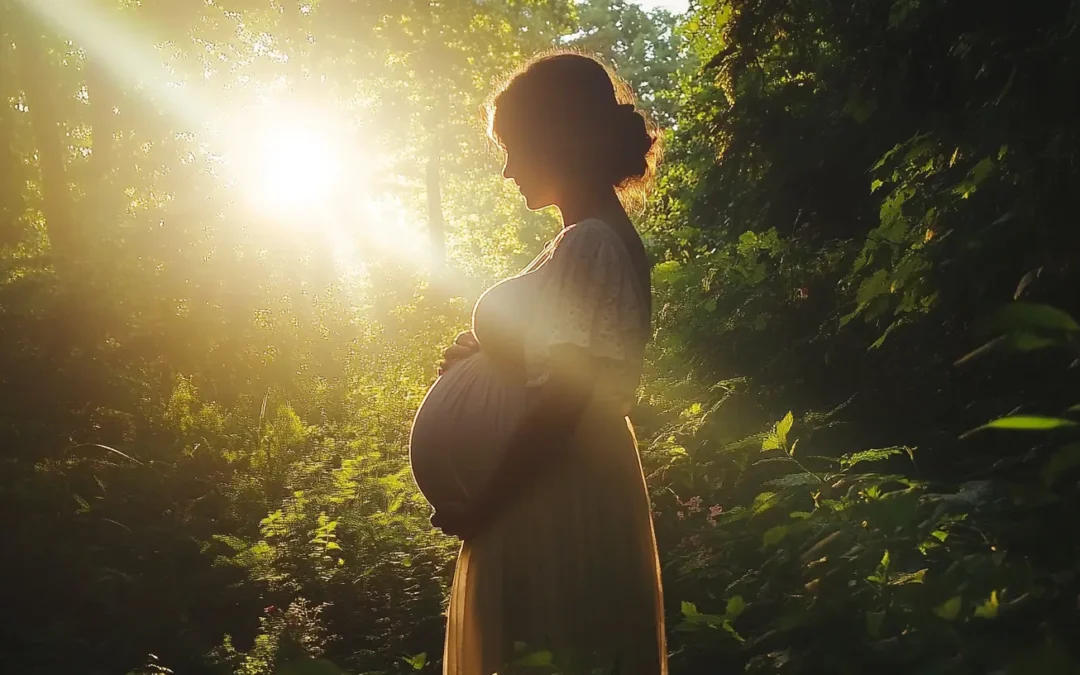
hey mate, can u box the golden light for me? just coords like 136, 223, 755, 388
251, 124, 342, 212
220, 100, 438, 277
231, 103, 350, 218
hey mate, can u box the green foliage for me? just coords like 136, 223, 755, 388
2, 0, 1079, 674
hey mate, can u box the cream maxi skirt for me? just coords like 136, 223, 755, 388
442, 398, 668, 675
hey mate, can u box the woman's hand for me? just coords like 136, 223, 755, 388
430, 503, 481, 540
437, 330, 479, 376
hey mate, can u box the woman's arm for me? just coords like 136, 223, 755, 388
432, 345, 597, 538
437, 330, 479, 376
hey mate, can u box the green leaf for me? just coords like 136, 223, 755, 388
760, 432, 783, 451
1043, 443, 1080, 486
974, 590, 999, 619
760, 412, 794, 452
979, 302, 1080, 335
752, 491, 780, 514
962, 415, 1077, 438
681, 601, 699, 619
680, 600, 726, 630
776, 411, 794, 449
840, 446, 908, 469
402, 652, 427, 670
762, 525, 788, 547
789, 510, 813, 520
888, 569, 927, 586
871, 549, 890, 583
725, 595, 746, 620
934, 596, 962, 621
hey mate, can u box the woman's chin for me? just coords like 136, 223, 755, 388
521, 193, 551, 211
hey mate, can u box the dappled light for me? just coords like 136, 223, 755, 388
2, 0, 1078, 674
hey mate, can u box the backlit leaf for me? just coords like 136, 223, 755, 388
776, 411, 794, 448
760, 432, 783, 451
974, 590, 999, 619
726, 595, 746, 620
934, 596, 962, 620
841, 446, 907, 469
962, 416, 1077, 438
752, 491, 780, 514
888, 569, 927, 586
402, 652, 427, 670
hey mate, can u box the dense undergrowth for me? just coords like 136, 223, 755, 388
1, 0, 1077, 674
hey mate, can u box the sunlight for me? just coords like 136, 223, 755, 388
253, 127, 340, 211
222, 102, 436, 277
236, 104, 348, 217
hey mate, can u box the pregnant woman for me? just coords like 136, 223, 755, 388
409, 51, 667, 674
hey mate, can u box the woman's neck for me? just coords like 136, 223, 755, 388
556, 186, 629, 230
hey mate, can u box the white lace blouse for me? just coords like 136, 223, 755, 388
521, 218, 651, 412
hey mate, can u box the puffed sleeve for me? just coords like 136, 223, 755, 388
523, 219, 647, 389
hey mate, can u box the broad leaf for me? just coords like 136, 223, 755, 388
402, 653, 427, 670
963, 415, 1077, 438
776, 411, 794, 449
974, 590, 999, 619
841, 446, 908, 469
752, 491, 780, 514
725, 595, 746, 620
934, 596, 962, 621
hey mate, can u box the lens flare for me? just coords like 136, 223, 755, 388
232, 104, 349, 218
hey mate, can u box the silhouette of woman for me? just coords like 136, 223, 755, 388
409, 51, 667, 674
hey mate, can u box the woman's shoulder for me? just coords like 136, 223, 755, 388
550, 218, 627, 256
558, 217, 613, 239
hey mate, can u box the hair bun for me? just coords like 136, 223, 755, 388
488, 51, 662, 210
609, 104, 655, 185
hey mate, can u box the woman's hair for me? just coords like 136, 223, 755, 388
486, 50, 662, 210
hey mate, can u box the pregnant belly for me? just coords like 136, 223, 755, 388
408, 351, 527, 513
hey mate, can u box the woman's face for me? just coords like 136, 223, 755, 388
501, 139, 562, 211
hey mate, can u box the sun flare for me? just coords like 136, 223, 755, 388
252, 127, 342, 211
231, 103, 351, 218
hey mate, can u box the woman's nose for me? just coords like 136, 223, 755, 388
502, 160, 514, 180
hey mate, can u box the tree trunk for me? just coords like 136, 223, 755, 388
17, 17, 81, 281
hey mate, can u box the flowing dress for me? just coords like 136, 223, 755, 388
415, 219, 667, 675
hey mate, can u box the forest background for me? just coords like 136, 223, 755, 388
1, 0, 1078, 673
